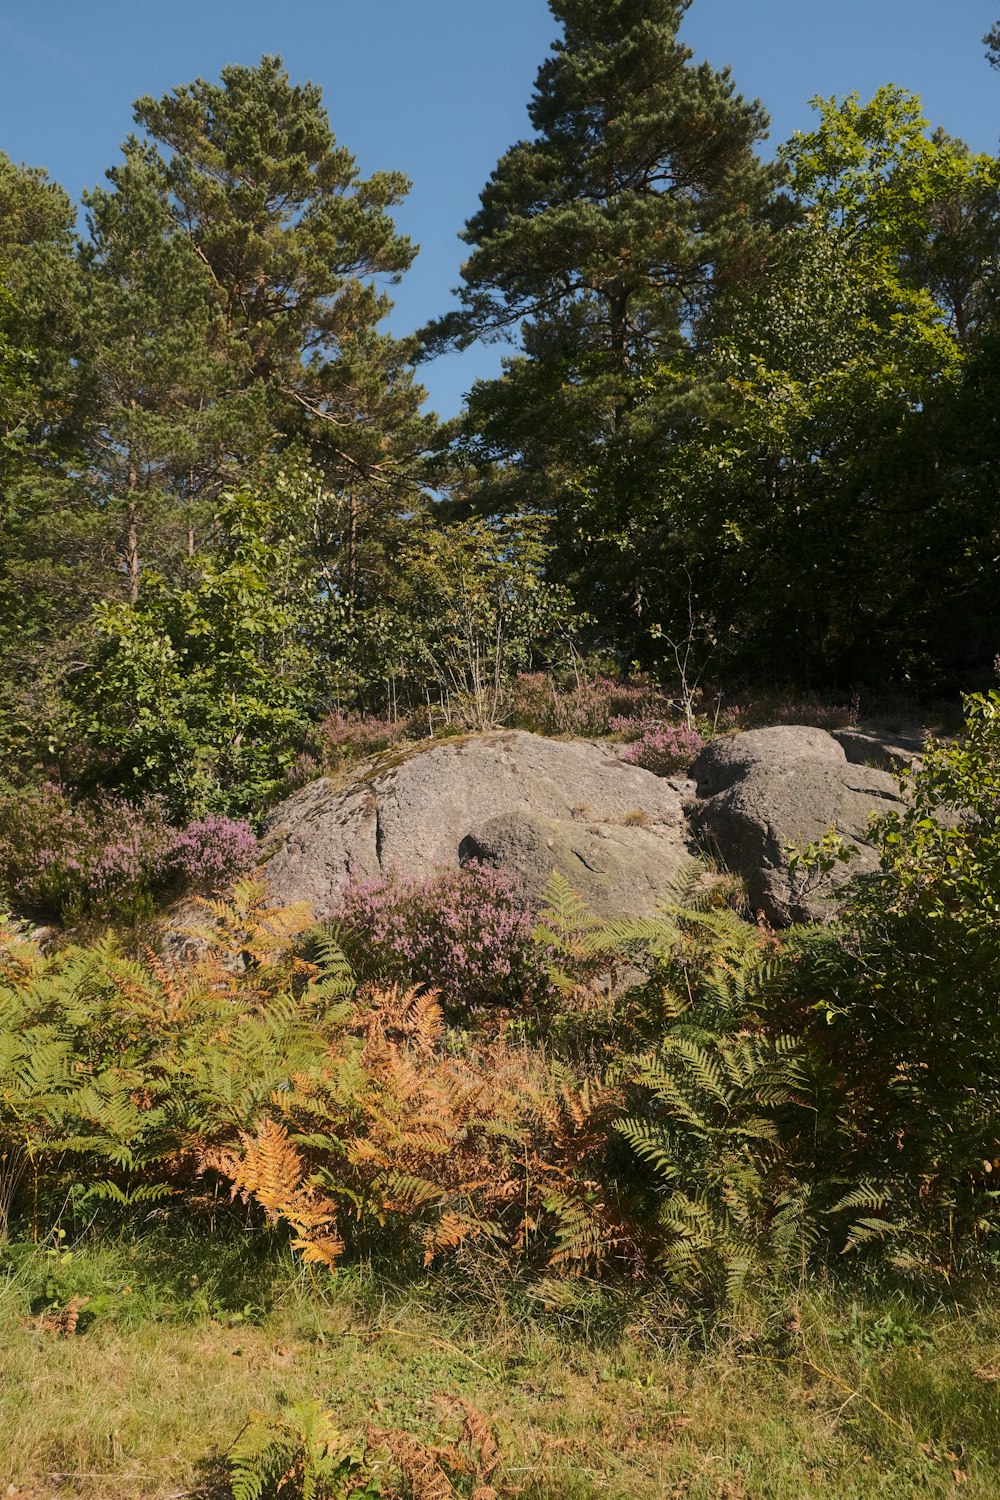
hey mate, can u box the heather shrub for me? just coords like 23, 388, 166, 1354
164, 813, 258, 894
313, 709, 412, 767
508, 671, 674, 737
0, 786, 259, 921
0, 783, 171, 921
334, 863, 555, 1015
611, 718, 705, 774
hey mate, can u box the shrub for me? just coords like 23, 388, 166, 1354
509, 671, 675, 737
334, 863, 555, 1015
611, 718, 705, 774
0, 783, 171, 921
66, 490, 313, 821
731, 695, 860, 731
313, 709, 412, 767
0, 786, 258, 921
164, 813, 258, 894
785, 691, 1000, 1276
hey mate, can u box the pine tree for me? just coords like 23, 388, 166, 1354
451, 0, 774, 359
0, 156, 102, 770
434, 0, 778, 649
132, 57, 435, 517
78, 141, 234, 597
73, 55, 439, 674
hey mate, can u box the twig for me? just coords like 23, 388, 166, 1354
368, 1326, 497, 1380
800, 1352, 912, 1436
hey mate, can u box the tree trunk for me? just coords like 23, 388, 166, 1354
346, 490, 358, 622
126, 469, 140, 603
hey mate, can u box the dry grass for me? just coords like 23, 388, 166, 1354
621, 809, 651, 828
1, 1237, 999, 1499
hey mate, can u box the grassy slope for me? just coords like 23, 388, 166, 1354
2, 1234, 999, 1499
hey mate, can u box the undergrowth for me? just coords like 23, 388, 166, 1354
4, 692, 1000, 1496
2, 1227, 1000, 1498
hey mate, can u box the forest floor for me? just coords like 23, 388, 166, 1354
1, 1231, 998, 1499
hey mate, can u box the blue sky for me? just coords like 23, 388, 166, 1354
0, 0, 997, 416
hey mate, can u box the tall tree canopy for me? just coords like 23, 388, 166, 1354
987, 21, 1000, 69
78, 140, 230, 597
445, 0, 775, 357
435, 0, 780, 645
0, 57, 453, 789
0, 156, 98, 768
637, 88, 1000, 684
119, 56, 436, 584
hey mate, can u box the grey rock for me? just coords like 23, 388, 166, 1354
458, 812, 563, 897
459, 808, 691, 916
689, 725, 905, 925
832, 728, 923, 775
262, 730, 694, 920
691, 725, 846, 799
0, 917, 58, 953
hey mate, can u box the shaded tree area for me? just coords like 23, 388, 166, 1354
0, 8, 999, 819
439, 5, 1000, 689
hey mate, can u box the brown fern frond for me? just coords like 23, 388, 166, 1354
41, 1293, 90, 1337
372, 1428, 456, 1500
356, 983, 444, 1052
0, 921, 46, 983
290, 1231, 344, 1269
141, 949, 194, 1018
421, 1210, 489, 1264
366, 1045, 426, 1106
200, 1118, 343, 1267
444, 1396, 500, 1481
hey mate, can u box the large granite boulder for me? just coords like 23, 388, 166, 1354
262, 731, 694, 919
688, 725, 906, 925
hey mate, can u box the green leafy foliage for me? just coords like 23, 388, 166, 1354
67, 489, 315, 817
784, 692, 1000, 1277
229, 1402, 379, 1500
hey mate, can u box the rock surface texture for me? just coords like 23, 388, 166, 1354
261, 725, 910, 928
689, 726, 906, 924
832, 727, 924, 775
262, 731, 694, 919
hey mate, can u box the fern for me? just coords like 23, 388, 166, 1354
619, 1024, 817, 1299
373, 1395, 500, 1500
201, 1119, 344, 1267
229, 1401, 371, 1500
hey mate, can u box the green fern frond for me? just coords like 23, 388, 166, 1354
614, 1118, 680, 1182
830, 1183, 894, 1214
842, 1217, 903, 1251
533, 872, 601, 951
305, 925, 357, 1002
379, 1169, 443, 1210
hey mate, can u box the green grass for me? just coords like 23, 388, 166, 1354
1, 1228, 999, 1499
